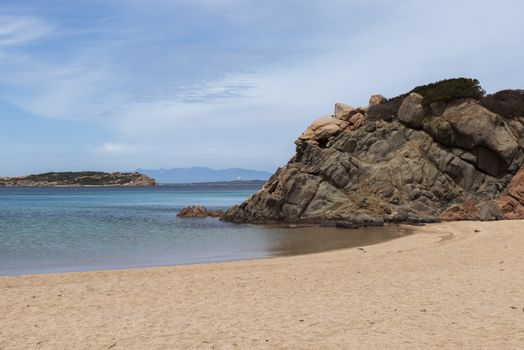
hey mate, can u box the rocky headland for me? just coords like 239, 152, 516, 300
0, 171, 156, 187
223, 78, 524, 225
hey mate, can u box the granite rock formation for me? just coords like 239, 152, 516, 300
223, 80, 524, 225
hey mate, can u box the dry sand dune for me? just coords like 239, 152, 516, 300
1, 221, 524, 349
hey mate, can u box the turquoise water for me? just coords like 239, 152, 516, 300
0, 185, 408, 275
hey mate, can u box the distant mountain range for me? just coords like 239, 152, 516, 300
136, 167, 272, 184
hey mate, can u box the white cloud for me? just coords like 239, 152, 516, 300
1, 0, 524, 172
89, 142, 150, 155
176, 72, 257, 102
1, 63, 128, 120
0, 16, 54, 46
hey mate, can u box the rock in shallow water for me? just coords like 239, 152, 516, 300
178, 206, 224, 218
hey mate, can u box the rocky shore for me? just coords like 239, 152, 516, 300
0, 171, 156, 187
223, 79, 524, 225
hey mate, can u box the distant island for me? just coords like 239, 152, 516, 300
137, 167, 272, 184
0, 172, 156, 187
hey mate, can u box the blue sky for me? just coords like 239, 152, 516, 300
1, 0, 523, 176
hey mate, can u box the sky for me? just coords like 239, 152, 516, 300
0, 0, 523, 176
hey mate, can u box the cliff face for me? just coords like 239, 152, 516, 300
223, 80, 524, 224
0, 172, 156, 187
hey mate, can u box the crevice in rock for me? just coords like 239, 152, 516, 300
317, 138, 330, 148
475, 146, 508, 177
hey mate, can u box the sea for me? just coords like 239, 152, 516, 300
0, 184, 408, 275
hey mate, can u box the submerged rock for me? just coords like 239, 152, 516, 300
223, 80, 524, 224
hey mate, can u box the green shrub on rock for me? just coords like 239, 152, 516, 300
367, 94, 407, 122
411, 78, 485, 107
481, 90, 524, 118
367, 78, 486, 121
367, 101, 396, 122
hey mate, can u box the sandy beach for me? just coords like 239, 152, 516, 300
1, 220, 523, 349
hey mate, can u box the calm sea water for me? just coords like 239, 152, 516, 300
0, 185, 408, 275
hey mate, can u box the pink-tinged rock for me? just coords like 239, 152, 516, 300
440, 198, 480, 221
496, 168, 524, 219
348, 112, 365, 130
334, 103, 355, 120
296, 115, 347, 144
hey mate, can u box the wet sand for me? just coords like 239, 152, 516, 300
1, 220, 524, 349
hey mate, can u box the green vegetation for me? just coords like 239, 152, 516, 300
367, 93, 407, 122
368, 78, 487, 121
411, 78, 485, 107
0, 171, 154, 186
24, 172, 133, 185
367, 101, 397, 122
481, 90, 524, 118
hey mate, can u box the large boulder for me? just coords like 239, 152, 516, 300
369, 94, 386, 107
334, 103, 354, 119
296, 115, 348, 145
424, 99, 521, 177
479, 202, 502, 221
398, 93, 426, 128
508, 117, 524, 149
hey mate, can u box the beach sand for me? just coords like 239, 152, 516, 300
1, 220, 523, 349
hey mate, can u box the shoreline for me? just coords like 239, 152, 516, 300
1, 220, 523, 349
1, 224, 413, 277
